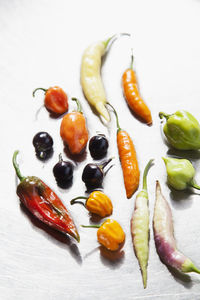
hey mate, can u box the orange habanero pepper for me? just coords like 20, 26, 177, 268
60, 98, 89, 155
70, 191, 113, 218
33, 86, 68, 115
122, 52, 152, 125
82, 219, 125, 251
107, 103, 140, 198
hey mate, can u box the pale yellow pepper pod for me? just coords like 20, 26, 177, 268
80, 33, 130, 122
81, 41, 110, 121
70, 191, 113, 218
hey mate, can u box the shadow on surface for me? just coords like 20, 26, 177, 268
100, 246, 125, 269
20, 203, 82, 265
167, 149, 200, 161
63, 145, 87, 163
169, 188, 194, 210
166, 265, 193, 288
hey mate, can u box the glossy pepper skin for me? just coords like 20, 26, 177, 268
60, 98, 89, 155
81, 33, 130, 122
153, 181, 200, 274
82, 219, 125, 251
122, 53, 152, 125
131, 159, 153, 289
12, 151, 79, 242
159, 110, 200, 150
162, 157, 200, 191
33, 86, 68, 115
108, 103, 140, 198
70, 191, 113, 217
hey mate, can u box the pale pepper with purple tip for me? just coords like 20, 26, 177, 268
153, 181, 200, 274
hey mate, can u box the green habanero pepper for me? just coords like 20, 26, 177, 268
162, 157, 200, 191
159, 110, 200, 150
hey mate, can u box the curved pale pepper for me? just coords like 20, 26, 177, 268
70, 191, 113, 217
153, 181, 200, 274
82, 219, 125, 251
162, 157, 200, 191
159, 110, 200, 150
131, 159, 153, 289
81, 33, 130, 122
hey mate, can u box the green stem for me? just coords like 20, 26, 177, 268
159, 112, 171, 120
106, 103, 121, 132
12, 150, 25, 182
130, 48, 134, 69
190, 180, 200, 190
103, 33, 130, 49
81, 224, 101, 229
191, 264, 200, 274
32, 87, 47, 97
71, 97, 82, 113
70, 196, 87, 206
99, 157, 114, 170
142, 159, 154, 191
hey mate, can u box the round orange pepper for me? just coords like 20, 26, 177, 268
70, 191, 113, 217
60, 98, 89, 155
33, 86, 68, 115
82, 219, 125, 251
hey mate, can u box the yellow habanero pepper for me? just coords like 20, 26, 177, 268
70, 191, 113, 218
82, 219, 125, 251
80, 33, 130, 122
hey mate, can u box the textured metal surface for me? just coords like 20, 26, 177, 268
1, 0, 200, 299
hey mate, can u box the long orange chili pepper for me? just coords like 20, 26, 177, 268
122, 51, 152, 125
107, 103, 140, 198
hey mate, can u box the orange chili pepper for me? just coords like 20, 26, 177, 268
107, 103, 140, 198
82, 219, 125, 251
60, 98, 89, 155
33, 86, 68, 115
122, 52, 152, 125
70, 191, 113, 217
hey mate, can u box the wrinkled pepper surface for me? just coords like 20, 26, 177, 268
71, 190, 113, 217
12, 151, 79, 242
159, 110, 200, 150
82, 219, 125, 251
163, 157, 200, 191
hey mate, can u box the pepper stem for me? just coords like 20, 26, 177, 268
142, 159, 154, 191
59, 153, 63, 162
106, 103, 121, 132
159, 112, 171, 120
12, 150, 25, 182
191, 264, 200, 274
81, 224, 101, 229
103, 33, 130, 49
190, 180, 200, 191
71, 97, 82, 113
130, 48, 134, 69
70, 196, 87, 206
99, 157, 114, 170
32, 87, 47, 97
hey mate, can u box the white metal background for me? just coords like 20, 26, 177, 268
1, 0, 200, 299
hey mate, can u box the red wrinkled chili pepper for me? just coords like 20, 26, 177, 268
33, 86, 68, 115
12, 150, 79, 242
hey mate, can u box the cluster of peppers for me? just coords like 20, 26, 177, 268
13, 34, 200, 289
